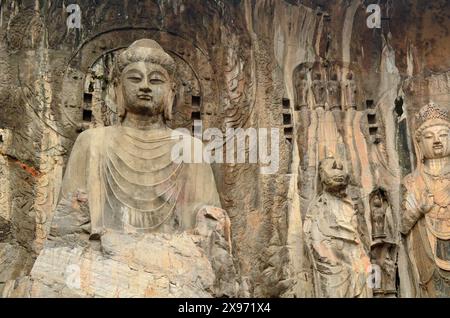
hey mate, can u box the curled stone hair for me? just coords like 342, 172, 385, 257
112, 39, 177, 83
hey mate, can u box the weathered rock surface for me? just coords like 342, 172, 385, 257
4, 234, 218, 298
0, 0, 449, 297
3, 190, 239, 298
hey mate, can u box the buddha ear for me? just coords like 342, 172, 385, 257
110, 80, 126, 121
164, 83, 176, 121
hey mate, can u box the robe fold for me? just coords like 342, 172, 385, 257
401, 169, 450, 297
59, 126, 222, 236
304, 192, 371, 298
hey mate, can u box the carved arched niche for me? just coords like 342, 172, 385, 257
59, 29, 222, 140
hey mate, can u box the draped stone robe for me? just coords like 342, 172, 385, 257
59, 125, 222, 237
401, 168, 450, 297
304, 192, 371, 298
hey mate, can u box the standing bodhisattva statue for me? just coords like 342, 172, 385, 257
401, 102, 450, 297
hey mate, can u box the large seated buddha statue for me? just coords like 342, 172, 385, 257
3, 39, 238, 298
61, 39, 222, 236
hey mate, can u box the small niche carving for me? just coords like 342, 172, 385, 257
283, 113, 292, 125
192, 95, 201, 108
370, 188, 388, 240
83, 109, 93, 122
366, 99, 375, 109
191, 111, 201, 121
84, 93, 93, 104
284, 126, 293, 138
369, 126, 378, 136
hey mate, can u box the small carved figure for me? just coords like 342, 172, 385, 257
343, 71, 357, 110
326, 79, 342, 111
312, 78, 327, 109
294, 72, 309, 109
371, 243, 397, 297
370, 189, 388, 239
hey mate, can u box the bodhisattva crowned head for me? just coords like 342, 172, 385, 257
112, 39, 177, 122
319, 157, 349, 194
415, 102, 450, 161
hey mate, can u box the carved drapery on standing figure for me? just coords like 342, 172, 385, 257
401, 102, 450, 297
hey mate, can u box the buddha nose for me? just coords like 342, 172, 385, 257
140, 85, 152, 93
139, 80, 152, 92
332, 160, 343, 170
433, 136, 441, 144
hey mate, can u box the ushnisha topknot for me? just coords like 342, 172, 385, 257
415, 102, 450, 140
113, 39, 176, 80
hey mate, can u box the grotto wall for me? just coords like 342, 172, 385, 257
0, 0, 449, 297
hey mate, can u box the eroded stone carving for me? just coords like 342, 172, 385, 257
369, 188, 398, 297
370, 188, 388, 240
401, 102, 450, 297
310, 62, 326, 109
304, 157, 371, 297
3, 39, 238, 298
343, 71, 357, 110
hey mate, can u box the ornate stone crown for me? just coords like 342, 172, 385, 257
416, 102, 450, 129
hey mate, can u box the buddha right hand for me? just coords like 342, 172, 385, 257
419, 191, 434, 215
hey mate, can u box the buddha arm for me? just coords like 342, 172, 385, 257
49, 130, 92, 239
181, 162, 221, 229
59, 130, 91, 200
400, 181, 422, 235
304, 205, 339, 267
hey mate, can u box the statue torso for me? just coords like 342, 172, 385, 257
61, 125, 221, 236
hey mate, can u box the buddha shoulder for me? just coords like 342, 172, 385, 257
72, 126, 113, 149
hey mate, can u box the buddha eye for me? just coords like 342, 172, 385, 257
149, 78, 165, 85
127, 76, 142, 83
438, 130, 449, 138
148, 71, 167, 85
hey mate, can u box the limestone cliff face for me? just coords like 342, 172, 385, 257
0, 0, 449, 297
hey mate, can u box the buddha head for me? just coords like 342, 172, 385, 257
112, 39, 177, 121
319, 157, 349, 193
415, 102, 450, 161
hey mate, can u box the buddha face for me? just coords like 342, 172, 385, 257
319, 158, 349, 192
419, 125, 450, 159
120, 61, 173, 116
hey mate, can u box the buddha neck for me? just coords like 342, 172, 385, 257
122, 112, 167, 131
423, 157, 450, 176
323, 186, 347, 199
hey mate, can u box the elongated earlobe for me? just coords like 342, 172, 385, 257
112, 82, 126, 122
164, 85, 176, 121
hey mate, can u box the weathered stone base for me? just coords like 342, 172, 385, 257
3, 232, 233, 298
